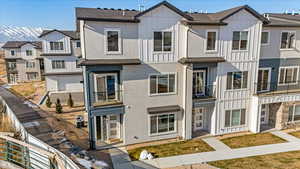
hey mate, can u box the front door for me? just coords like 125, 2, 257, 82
193, 107, 205, 131
107, 115, 119, 140
95, 115, 120, 143
261, 104, 269, 124
193, 70, 206, 97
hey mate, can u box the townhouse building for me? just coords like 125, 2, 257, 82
2, 41, 44, 84
38, 30, 84, 104
77, 1, 300, 149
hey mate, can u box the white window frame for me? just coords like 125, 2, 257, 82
104, 28, 122, 55
93, 73, 119, 103
261, 31, 270, 46
257, 67, 272, 92
153, 31, 173, 53
224, 109, 247, 128
288, 104, 300, 123
148, 112, 177, 136
52, 60, 65, 69
278, 66, 299, 86
75, 41, 81, 48
49, 41, 64, 51
205, 29, 218, 53
27, 72, 38, 80
10, 50, 15, 56
280, 31, 296, 50
8, 62, 16, 70
26, 50, 33, 56
232, 31, 249, 51
226, 71, 248, 90
148, 72, 177, 96
26, 61, 35, 68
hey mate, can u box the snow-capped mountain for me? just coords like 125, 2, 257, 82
0, 26, 44, 47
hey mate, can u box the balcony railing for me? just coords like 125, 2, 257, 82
193, 84, 216, 100
255, 81, 300, 96
92, 90, 123, 107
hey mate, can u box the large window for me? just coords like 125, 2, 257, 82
26, 61, 35, 68
27, 72, 38, 80
150, 73, 176, 95
52, 60, 65, 69
278, 67, 298, 85
225, 109, 246, 127
288, 105, 300, 122
150, 113, 175, 135
257, 68, 271, 92
7, 62, 16, 70
227, 71, 248, 90
232, 31, 248, 50
50, 42, 64, 50
154, 31, 172, 52
261, 31, 269, 45
26, 50, 33, 56
206, 31, 217, 51
105, 29, 121, 53
281, 31, 296, 49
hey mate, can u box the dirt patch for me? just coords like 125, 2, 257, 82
0, 57, 7, 84
10, 81, 45, 104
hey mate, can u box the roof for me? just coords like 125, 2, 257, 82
264, 13, 300, 27
76, 2, 268, 25
2, 41, 42, 49
178, 57, 226, 64
78, 59, 142, 66
39, 30, 79, 40
147, 105, 182, 114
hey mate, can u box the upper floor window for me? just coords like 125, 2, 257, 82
52, 60, 65, 69
50, 42, 64, 51
10, 50, 15, 56
225, 109, 246, 127
278, 66, 298, 85
281, 31, 296, 49
227, 71, 248, 90
150, 73, 176, 95
206, 31, 217, 51
26, 61, 35, 68
232, 31, 248, 50
7, 62, 16, 70
105, 29, 121, 54
154, 31, 172, 52
26, 50, 33, 56
27, 72, 38, 80
261, 31, 270, 45
76, 41, 81, 48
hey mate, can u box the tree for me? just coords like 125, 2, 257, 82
67, 93, 74, 108
55, 99, 63, 114
46, 96, 52, 108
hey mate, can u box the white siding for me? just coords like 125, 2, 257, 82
42, 31, 71, 54
44, 56, 81, 74
46, 75, 83, 92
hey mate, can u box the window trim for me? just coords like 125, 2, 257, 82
153, 31, 173, 53
104, 28, 122, 55
232, 31, 249, 51
226, 71, 248, 91
25, 50, 33, 56
280, 30, 296, 50
205, 29, 218, 53
148, 112, 177, 136
148, 72, 177, 96
52, 60, 66, 69
49, 41, 64, 51
10, 50, 15, 56
26, 72, 38, 81
257, 67, 272, 92
288, 104, 300, 123
261, 31, 270, 46
25, 61, 35, 69
224, 109, 247, 128
278, 66, 299, 86
75, 41, 81, 48
93, 73, 119, 103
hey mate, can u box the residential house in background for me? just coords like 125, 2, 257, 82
77, 1, 300, 149
39, 30, 84, 104
2, 41, 44, 84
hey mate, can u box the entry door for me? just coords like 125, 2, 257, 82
193, 70, 206, 97
193, 108, 204, 131
95, 74, 117, 102
107, 115, 120, 140
261, 104, 269, 124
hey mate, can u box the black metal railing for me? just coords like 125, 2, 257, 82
255, 81, 300, 95
192, 84, 216, 99
92, 90, 123, 107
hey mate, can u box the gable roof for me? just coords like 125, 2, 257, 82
39, 30, 79, 40
2, 41, 42, 49
263, 13, 300, 27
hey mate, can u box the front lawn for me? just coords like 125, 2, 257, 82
209, 150, 300, 169
127, 139, 214, 161
221, 133, 286, 149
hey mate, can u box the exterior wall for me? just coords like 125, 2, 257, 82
44, 56, 81, 74
45, 75, 83, 92
42, 31, 71, 54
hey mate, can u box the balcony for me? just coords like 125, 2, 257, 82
193, 84, 216, 101
92, 90, 123, 107
255, 81, 300, 96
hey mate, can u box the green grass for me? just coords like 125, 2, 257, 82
221, 133, 286, 149
209, 151, 300, 169
127, 139, 214, 161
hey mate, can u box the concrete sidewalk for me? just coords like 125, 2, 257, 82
202, 137, 231, 151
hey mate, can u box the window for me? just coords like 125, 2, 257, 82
225, 109, 246, 127
154, 31, 172, 52
10, 50, 15, 56
76, 41, 81, 48
105, 29, 121, 53
26, 50, 33, 56
52, 60, 65, 69
232, 31, 248, 50
76, 60, 80, 68
50, 42, 64, 50
150, 73, 176, 95
206, 31, 217, 51
227, 71, 248, 90
281, 31, 296, 49
150, 113, 175, 135
288, 105, 300, 122
7, 62, 16, 70
27, 72, 38, 80
278, 67, 298, 85
257, 68, 271, 92
261, 31, 269, 45
26, 61, 35, 68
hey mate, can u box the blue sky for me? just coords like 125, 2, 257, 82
1, 0, 299, 30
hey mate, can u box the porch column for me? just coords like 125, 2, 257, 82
249, 96, 260, 133
182, 65, 193, 139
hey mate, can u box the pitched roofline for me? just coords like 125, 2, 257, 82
77, 17, 140, 23
2, 41, 42, 49
135, 1, 193, 21
39, 29, 79, 40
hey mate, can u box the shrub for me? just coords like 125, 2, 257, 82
67, 93, 74, 108
55, 99, 63, 114
46, 96, 52, 108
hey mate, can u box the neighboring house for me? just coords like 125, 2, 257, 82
77, 1, 300, 149
2, 41, 44, 84
38, 30, 84, 104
